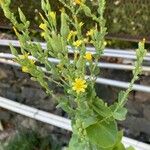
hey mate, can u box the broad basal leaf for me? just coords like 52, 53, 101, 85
68, 134, 87, 150
126, 146, 135, 150
113, 143, 126, 150
86, 120, 118, 148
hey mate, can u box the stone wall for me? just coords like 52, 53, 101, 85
0, 62, 150, 144
0, 62, 70, 145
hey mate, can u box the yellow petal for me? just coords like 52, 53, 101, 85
39, 23, 47, 30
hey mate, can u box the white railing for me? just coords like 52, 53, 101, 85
1, 53, 150, 72
0, 96, 149, 150
0, 39, 150, 61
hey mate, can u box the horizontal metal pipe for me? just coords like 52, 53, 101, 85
0, 96, 150, 150
0, 58, 150, 93
1, 53, 150, 72
0, 96, 71, 131
87, 46, 150, 57
0, 39, 150, 60
96, 77, 150, 93
122, 137, 150, 150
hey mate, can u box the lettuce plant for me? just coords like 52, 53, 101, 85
0, 0, 147, 149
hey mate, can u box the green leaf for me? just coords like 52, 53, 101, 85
50, 34, 63, 53
81, 116, 98, 128
113, 130, 123, 146
18, 8, 26, 23
113, 143, 126, 150
9, 44, 18, 56
92, 97, 112, 117
94, 145, 113, 150
45, 0, 51, 11
60, 11, 69, 38
126, 146, 135, 150
97, 0, 105, 16
41, 0, 46, 11
118, 91, 126, 104
113, 107, 127, 121
57, 102, 70, 114
76, 57, 85, 69
110, 90, 128, 121
86, 120, 118, 148
93, 66, 100, 75
68, 134, 86, 150
95, 131, 124, 150
81, 4, 92, 17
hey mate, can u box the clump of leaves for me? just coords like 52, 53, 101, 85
4, 130, 61, 150
0, 0, 147, 150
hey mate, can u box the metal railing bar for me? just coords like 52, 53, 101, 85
0, 58, 150, 93
95, 77, 150, 93
1, 53, 150, 72
0, 96, 71, 131
0, 39, 150, 60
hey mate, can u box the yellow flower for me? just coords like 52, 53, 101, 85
19, 54, 35, 65
39, 23, 47, 30
73, 40, 83, 47
49, 11, 56, 21
0, 0, 4, 5
83, 38, 89, 43
86, 29, 94, 36
104, 41, 107, 46
22, 66, 29, 73
72, 78, 87, 94
79, 22, 84, 27
74, 0, 82, 5
29, 59, 35, 65
67, 30, 77, 41
19, 53, 29, 59
84, 52, 92, 61
41, 32, 46, 37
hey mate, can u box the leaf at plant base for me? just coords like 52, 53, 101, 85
113, 107, 127, 121
95, 130, 125, 150
86, 120, 118, 148
115, 130, 123, 145
95, 145, 113, 150
113, 143, 126, 150
126, 146, 135, 150
68, 134, 86, 150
